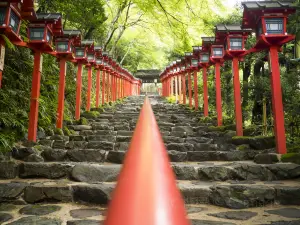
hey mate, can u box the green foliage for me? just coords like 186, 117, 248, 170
166, 96, 176, 104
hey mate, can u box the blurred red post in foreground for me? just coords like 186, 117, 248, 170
104, 97, 190, 225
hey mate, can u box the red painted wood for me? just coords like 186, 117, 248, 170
75, 63, 83, 120
28, 51, 42, 141
56, 58, 67, 129
182, 74, 186, 104
106, 72, 110, 102
102, 70, 106, 105
269, 46, 287, 154
203, 67, 209, 117
188, 72, 192, 108
193, 71, 199, 110
232, 57, 243, 136
96, 69, 100, 108
0, 70, 2, 89
104, 97, 190, 225
0, 40, 4, 88
215, 63, 223, 126
86, 67, 92, 111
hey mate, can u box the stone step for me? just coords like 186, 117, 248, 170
13, 161, 300, 182
0, 179, 299, 209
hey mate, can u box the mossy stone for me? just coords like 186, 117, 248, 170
54, 128, 64, 136
208, 126, 226, 132
80, 118, 89, 125
237, 144, 250, 151
63, 127, 71, 136
281, 153, 300, 164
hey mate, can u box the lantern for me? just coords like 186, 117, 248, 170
242, 1, 295, 42
185, 52, 192, 68
27, 13, 62, 52
200, 53, 210, 63
55, 30, 80, 56
75, 47, 86, 58
87, 53, 95, 62
0, 2, 21, 41
191, 57, 199, 67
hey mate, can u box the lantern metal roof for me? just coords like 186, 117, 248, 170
215, 24, 252, 42
215, 24, 252, 33
242, 1, 294, 10
81, 40, 94, 46
63, 30, 81, 37
94, 46, 102, 51
241, 1, 296, 29
36, 13, 62, 21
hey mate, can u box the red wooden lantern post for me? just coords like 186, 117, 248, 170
55, 30, 81, 128
74, 41, 90, 120
106, 57, 112, 102
0, 0, 35, 88
242, 1, 296, 154
27, 13, 62, 142
102, 52, 109, 104
84, 40, 95, 112
94, 47, 102, 108
192, 46, 202, 110
185, 52, 193, 108
199, 43, 211, 117
181, 59, 187, 105
215, 25, 252, 136
211, 44, 224, 126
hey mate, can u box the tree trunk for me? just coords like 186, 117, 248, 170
242, 60, 251, 121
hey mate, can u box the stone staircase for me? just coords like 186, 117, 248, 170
0, 96, 300, 225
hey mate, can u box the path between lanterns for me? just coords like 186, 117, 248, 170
0, 96, 300, 225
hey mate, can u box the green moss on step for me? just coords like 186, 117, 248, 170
281, 153, 300, 164
237, 144, 250, 151
208, 126, 226, 132
63, 126, 71, 136
79, 118, 89, 125
54, 128, 64, 136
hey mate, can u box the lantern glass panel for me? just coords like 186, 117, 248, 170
230, 38, 243, 50
87, 54, 94, 61
96, 59, 102, 65
265, 18, 284, 34
191, 58, 198, 66
29, 27, 45, 40
213, 47, 223, 57
9, 10, 20, 33
57, 42, 69, 52
201, 54, 209, 63
0, 7, 6, 25
181, 66, 185, 70
75, 48, 85, 57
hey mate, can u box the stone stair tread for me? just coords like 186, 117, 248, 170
0, 178, 299, 208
